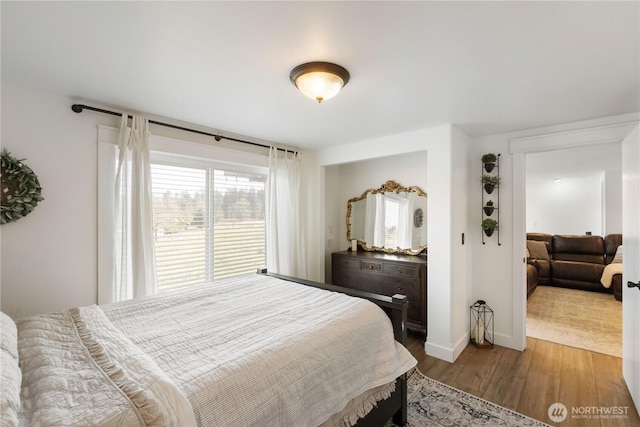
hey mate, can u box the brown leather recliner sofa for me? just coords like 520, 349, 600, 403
526, 233, 623, 300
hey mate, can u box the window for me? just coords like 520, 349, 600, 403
151, 154, 266, 293
384, 197, 400, 248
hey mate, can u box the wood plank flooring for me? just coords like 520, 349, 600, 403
406, 332, 640, 426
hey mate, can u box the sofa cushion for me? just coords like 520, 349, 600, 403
551, 260, 605, 283
527, 240, 550, 260
527, 240, 552, 284
551, 260, 609, 293
552, 235, 605, 264
527, 233, 552, 252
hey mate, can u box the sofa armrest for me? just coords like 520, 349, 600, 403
612, 273, 623, 301
527, 263, 539, 298
531, 259, 551, 285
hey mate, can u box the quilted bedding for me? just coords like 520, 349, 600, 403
16, 274, 416, 427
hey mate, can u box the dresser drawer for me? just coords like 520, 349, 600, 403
333, 270, 368, 291
361, 261, 383, 272
382, 263, 419, 278
365, 275, 418, 298
333, 255, 361, 270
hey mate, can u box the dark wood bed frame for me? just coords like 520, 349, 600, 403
259, 270, 409, 427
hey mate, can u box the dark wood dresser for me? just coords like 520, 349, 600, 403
331, 251, 427, 333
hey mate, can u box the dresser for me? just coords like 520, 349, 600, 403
331, 251, 427, 333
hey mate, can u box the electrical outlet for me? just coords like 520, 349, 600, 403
327, 239, 333, 247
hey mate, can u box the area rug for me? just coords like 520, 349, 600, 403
385, 369, 550, 427
527, 285, 621, 357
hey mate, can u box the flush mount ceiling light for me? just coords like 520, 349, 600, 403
290, 62, 350, 103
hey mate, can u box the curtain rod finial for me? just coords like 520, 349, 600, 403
71, 104, 84, 113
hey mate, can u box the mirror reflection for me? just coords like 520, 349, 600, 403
347, 180, 427, 255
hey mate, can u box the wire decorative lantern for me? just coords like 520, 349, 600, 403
470, 300, 494, 347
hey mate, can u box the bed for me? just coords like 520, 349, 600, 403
2, 271, 416, 427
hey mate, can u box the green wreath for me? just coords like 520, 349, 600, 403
1, 148, 44, 224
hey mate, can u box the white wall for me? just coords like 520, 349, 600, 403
469, 134, 517, 347
1, 82, 114, 319
526, 173, 604, 235
450, 126, 472, 358
525, 142, 622, 236
604, 169, 623, 234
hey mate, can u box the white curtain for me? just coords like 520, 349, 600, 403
365, 193, 385, 247
397, 194, 413, 249
113, 115, 157, 302
266, 147, 307, 278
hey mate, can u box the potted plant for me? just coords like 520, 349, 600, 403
483, 200, 495, 216
481, 175, 501, 194
481, 218, 499, 237
482, 153, 497, 172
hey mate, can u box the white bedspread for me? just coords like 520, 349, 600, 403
18, 274, 416, 427
17, 312, 148, 426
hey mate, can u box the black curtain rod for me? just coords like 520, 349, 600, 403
71, 104, 286, 152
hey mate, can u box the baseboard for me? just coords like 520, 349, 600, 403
493, 332, 518, 350
426, 331, 521, 363
425, 333, 470, 363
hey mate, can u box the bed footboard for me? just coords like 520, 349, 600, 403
257, 270, 409, 427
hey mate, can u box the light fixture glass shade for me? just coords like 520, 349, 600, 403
294, 71, 344, 103
290, 62, 350, 103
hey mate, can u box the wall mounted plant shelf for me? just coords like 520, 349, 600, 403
481, 153, 500, 245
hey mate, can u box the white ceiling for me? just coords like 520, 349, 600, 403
2, 1, 639, 150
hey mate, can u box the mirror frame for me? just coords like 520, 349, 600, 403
346, 180, 428, 255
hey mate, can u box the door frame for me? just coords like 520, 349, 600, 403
508, 115, 639, 351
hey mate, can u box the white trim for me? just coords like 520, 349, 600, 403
510, 121, 639, 154
511, 152, 527, 351
151, 151, 267, 176
424, 341, 456, 363
425, 331, 476, 363
97, 142, 116, 305
98, 125, 269, 168
98, 125, 120, 144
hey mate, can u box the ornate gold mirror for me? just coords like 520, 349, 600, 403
346, 180, 427, 255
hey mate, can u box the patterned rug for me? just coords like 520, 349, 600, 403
385, 369, 550, 427
526, 285, 621, 357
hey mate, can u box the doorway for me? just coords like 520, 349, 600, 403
508, 116, 638, 352
524, 144, 623, 355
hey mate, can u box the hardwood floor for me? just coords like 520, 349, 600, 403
406, 332, 640, 427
